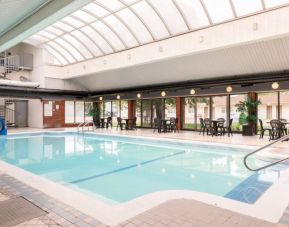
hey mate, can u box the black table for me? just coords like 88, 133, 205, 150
122, 118, 134, 130
157, 119, 170, 133
211, 120, 225, 136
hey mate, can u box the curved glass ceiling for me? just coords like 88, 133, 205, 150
23, 0, 289, 66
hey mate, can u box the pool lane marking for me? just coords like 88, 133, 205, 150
68, 150, 186, 184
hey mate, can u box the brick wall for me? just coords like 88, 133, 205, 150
43, 101, 78, 128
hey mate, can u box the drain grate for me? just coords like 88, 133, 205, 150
0, 197, 47, 227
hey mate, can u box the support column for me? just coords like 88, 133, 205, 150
176, 97, 182, 130
128, 100, 135, 119
248, 92, 258, 134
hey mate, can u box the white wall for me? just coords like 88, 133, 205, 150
28, 99, 43, 128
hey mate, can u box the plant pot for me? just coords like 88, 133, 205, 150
242, 125, 255, 136
93, 117, 100, 128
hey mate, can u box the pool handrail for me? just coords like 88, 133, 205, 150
243, 134, 289, 171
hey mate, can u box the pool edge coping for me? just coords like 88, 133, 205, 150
2, 130, 289, 225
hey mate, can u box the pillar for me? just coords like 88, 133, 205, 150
176, 97, 182, 130
128, 100, 135, 119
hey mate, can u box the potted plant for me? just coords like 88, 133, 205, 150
88, 105, 101, 128
235, 97, 261, 136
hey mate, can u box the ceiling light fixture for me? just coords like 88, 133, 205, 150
161, 91, 166, 97
99, 96, 103, 101
117, 95, 120, 100
137, 93, 141, 98
272, 82, 279, 90
190, 89, 196, 95
226, 86, 233, 93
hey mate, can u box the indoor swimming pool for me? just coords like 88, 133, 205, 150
0, 132, 285, 205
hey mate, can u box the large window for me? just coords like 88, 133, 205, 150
165, 98, 176, 119
183, 97, 196, 129
142, 99, 152, 127
258, 92, 278, 127
75, 102, 84, 123
280, 91, 289, 121
196, 97, 210, 129
65, 101, 92, 124
230, 94, 247, 132
85, 102, 93, 121
135, 100, 142, 127
121, 100, 128, 119
212, 96, 227, 120
112, 101, 120, 126
104, 101, 112, 118
65, 101, 75, 123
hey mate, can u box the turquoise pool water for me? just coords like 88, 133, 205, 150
0, 132, 283, 204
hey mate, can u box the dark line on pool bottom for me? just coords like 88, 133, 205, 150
68, 150, 186, 184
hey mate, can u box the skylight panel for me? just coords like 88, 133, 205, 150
44, 45, 69, 65
91, 21, 125, 51
121, 0, 139, 4
131, 1, 170, 40
148, 0, 188, 34
55, 37, 84, 61
53, 21, 74, 32
265, 0, 289, 8
45, 26, 64, 36
103, 15, 138, 47
63, 34, 93, 59
80, 26, 114, 54
72, 10, 96, 23
62, 16, 85, 28
175, 0, 210, 29
27, 35, 49, 45
232, 0, 263, 16
203, 0, 234, 23
83, 3, 109, 17
37, 31, 57, 40
117, 8, 153, 44
71, 30, 103, 56
94, 0, 124, 11
47, 41, 76, 63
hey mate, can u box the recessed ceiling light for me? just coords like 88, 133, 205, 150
226, 86, 233, 93
272, 82, 279, 90
190, 89, 196, 95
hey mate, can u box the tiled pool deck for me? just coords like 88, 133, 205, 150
1, 127, 289, 226
0, 173, 288, 227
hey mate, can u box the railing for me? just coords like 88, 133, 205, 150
0, 55, 20, 75
243, 134, 289, 171
0, 105, 17, 127
77, 121, 95, 133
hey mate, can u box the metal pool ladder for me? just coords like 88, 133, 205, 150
77, 121, 95, 133
243, 134, 289, 171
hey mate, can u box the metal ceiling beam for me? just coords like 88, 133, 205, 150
0, 0, 94, 52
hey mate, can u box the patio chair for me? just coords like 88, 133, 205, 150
258, 119, 272, 139
223, 118, 233, 137
199, 118, 205, 135
169, 117, 179, 133
153, 118, 161, 133
280, 118, 288, 136
216, 118, 225, 135
106, 117, 112, 128
132, 117, 137, 129
116, 117, 125, 130
270, 119, 282, 140
203, 118, 213, 136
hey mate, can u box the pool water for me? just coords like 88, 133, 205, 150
0, 132, 284, 204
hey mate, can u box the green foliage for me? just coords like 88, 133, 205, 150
88, 105, 100, 119
235, 97, 261, 125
